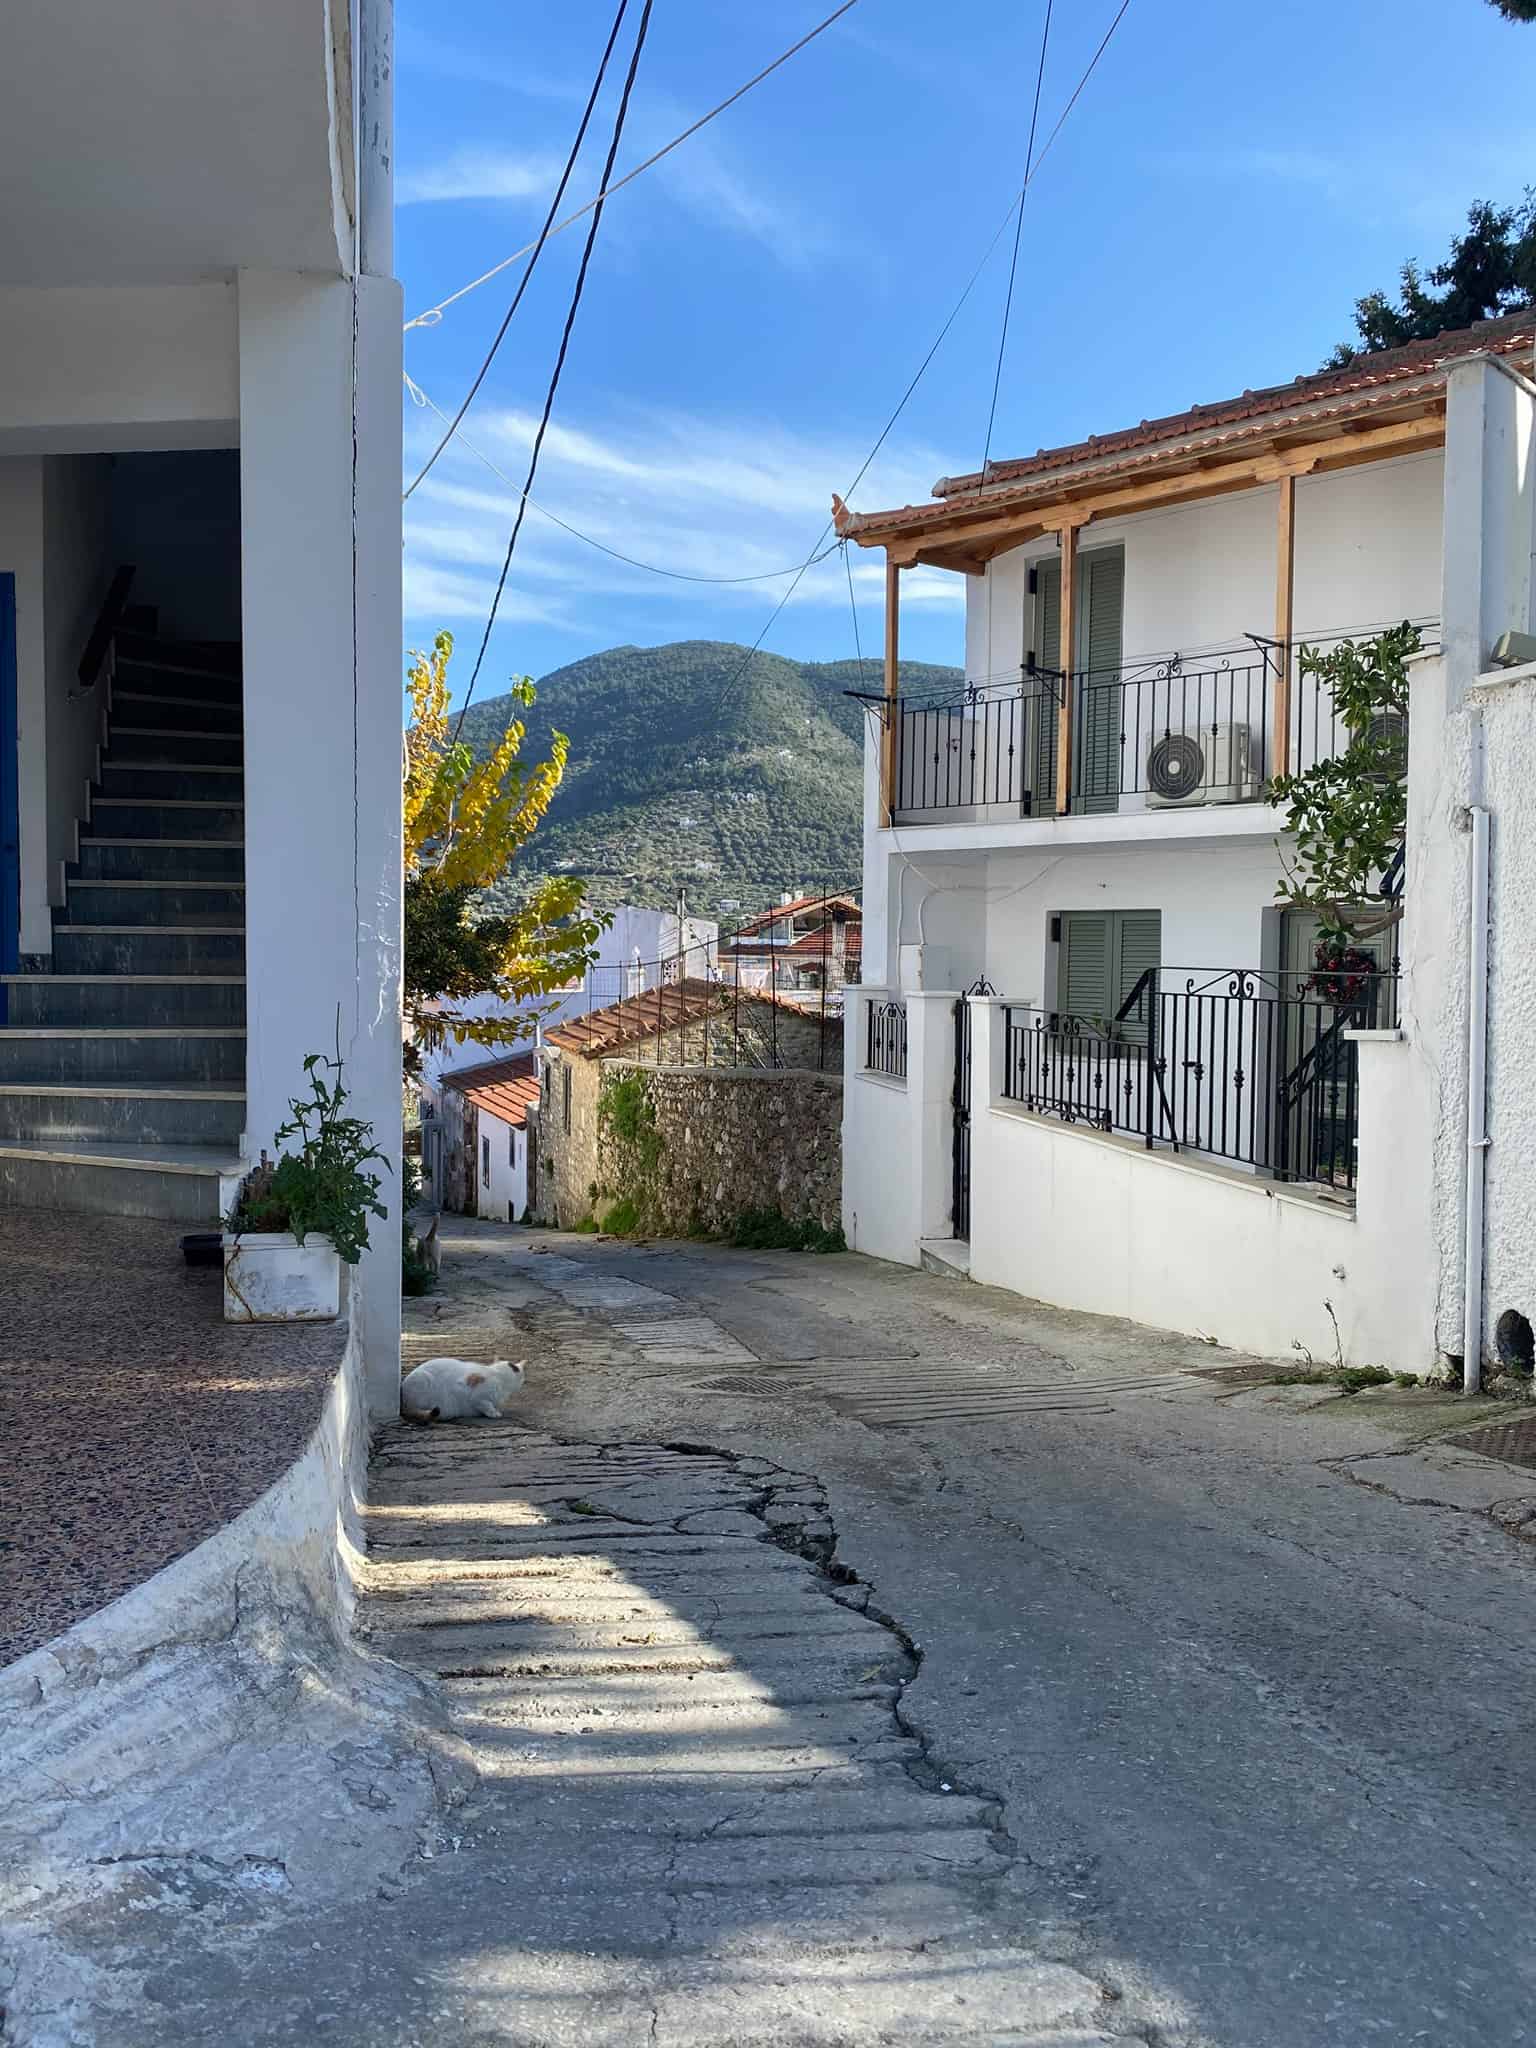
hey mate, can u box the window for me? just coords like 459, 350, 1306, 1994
1055, 910, 1160, 1043
482, 1134, 491, 1184
561, 1062, 572, 1135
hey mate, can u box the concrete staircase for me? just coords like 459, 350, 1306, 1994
0, 630, 246, 1221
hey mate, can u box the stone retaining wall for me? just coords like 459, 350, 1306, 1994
600, 1063, 843, 1235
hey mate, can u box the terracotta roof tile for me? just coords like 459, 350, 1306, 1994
542, 977, 816, 1060
838, 311, 1536, 539
443, 1051, 540, 1127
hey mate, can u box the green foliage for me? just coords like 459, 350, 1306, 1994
726, 1207, 846, 1254
599, 1196, 643, 1236
229, 1051, 387, 1265
1488, 1, 1536, 21
399, 1154, 438, 1294
1268, 624, 1418, 939
571, 1215, 600, 1234
600, 1070, 664, 1177
1327, 194, 1536, 365
456, 640, 959, 916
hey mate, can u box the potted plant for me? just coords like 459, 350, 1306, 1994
223, 1049, 388, 1322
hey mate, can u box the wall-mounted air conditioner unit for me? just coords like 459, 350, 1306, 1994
1145, 723, 1260, 808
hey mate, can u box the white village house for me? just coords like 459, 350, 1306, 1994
432, 1051, 539, 1222
0, 2, 404, 1415
840, 313, 1536, 1381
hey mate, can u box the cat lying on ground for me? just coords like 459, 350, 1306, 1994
400, 1356, 525, 1422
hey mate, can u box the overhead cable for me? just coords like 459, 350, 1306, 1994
982, 0, 1053, 473
454, 0, 654, 738
403, 0, 863, 336
403, 0, 633, 503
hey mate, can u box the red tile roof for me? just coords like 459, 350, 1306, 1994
543, 977, 815, 1059
729, 894, 861, 939
836, 311, 1536, 540
443, 1051, 540, 1127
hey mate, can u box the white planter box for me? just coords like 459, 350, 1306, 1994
222, 1232, 342, 1323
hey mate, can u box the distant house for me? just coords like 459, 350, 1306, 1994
530, 979, 838, 1228
427, 1052, 539, 1221
720, 893, 862, 1002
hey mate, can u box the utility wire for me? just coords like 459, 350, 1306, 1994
455, 0, 654, 739
404, 373, 841, 584
982, 0, 1053, 473
403, 1, 633, 503
403, 0, 863, 335
709, 0, 1134, 720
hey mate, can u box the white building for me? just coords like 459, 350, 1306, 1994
0, 2, 404, 1413
840, 312, 1536, 1382
429, 1053, 537, 1222
418, 902, 718, 1099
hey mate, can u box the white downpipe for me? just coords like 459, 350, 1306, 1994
1462, 801, 1492, 1394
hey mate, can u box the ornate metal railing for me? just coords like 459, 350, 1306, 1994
1002, 965, 1398, 1193
865, 996, 908, 1080
882, 633, 1424, 822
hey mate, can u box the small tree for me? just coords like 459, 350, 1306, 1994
1268, 623, 1419, 941
403, 631, 605, 1072
1327, 194, 1536, 365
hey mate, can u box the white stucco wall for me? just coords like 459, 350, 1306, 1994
42, 455, 112, 908
965, 453, 1445, 688
0, 286, 238, 455
239, 268, 403, 1417
473, 1107, 528, 1223
0, 459, 48, 956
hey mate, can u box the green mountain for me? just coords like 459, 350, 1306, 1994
459, 640, 961, 918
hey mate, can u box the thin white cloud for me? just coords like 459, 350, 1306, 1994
402, 398, 966, 647
398, 149, 563, 206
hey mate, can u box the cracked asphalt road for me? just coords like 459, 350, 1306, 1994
12, 1223, 1536, 2045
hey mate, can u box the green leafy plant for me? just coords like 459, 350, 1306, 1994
1269, 624, 1419, 940
599, 1195, 644, 1236
228, 1051, 388, 1265
727, 1207, 846, 1254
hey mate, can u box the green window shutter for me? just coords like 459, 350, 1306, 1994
1029, 558, 1061, 810
1114, 909, 1161, 1045
1057, 909, 1160, 1040
1060, 912, 1111, 1027
1077, 550, 1125, 814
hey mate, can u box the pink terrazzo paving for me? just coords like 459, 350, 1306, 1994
0, 1208, 347, 1668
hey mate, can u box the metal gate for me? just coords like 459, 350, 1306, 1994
951, 979, 995, 1239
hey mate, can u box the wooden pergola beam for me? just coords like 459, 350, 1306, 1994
1055, 524, 1077, 815
866, 410, 1446, 567
1273, 472, 1296, 779
880, 556, 899, 825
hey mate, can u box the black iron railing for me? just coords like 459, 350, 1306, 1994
865, 997, 908, 1080
1002, 965, 1398, 1193
884, 638, 1419, 822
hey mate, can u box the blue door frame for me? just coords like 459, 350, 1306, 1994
1, 573, 18, 1025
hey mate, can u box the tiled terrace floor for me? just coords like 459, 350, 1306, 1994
0, 1209, 347, 1668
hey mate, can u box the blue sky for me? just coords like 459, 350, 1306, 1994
398, 0, 1535, 687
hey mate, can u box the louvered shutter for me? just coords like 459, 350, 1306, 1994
1028, 559, 1060, 810
1077, 551, 1125, 814
1113, 909, 1161, 1046
1060, 912, 1111, 1027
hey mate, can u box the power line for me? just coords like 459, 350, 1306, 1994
403, 0, 863, 336
403, 2, 633, 503
455, 0, 654, 739
982, 0, 1053, 473
404, 373, 842, 584
708, 0, 1135, 721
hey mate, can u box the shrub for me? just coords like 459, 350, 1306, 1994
727, 1207, 845, 1254
227, 1051, 387, 1265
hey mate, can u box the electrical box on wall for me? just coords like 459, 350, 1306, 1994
898, 943, 954, 991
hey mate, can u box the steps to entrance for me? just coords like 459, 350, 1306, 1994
919, 1237, 971, 1282
0, 634, 248, 1223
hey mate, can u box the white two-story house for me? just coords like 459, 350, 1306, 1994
838, 311, 1536, 1379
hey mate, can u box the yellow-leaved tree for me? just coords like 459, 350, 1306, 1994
403, 630, 606, 1073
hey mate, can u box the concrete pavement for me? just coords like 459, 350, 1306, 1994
8, 1219, 1536, 2044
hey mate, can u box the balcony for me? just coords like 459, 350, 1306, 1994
884, 643, 1412, 825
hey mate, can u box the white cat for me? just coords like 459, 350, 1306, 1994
400, 1356, 526, 1422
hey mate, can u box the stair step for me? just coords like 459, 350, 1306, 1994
108, 729, 242, 767
75, 840, 244, 883
116, 635, 240, 680
0, 976, 246, 1029
115, 658, 242, 701
0, 1138, 241, 1223
51, 928, 246, 975
63, 880, 243, 926
0, 1028, 244, 1086
88, 798, 244, 839
99, 762, 244, 804
0, 1084, 245, 1146
111, 691, 241, 735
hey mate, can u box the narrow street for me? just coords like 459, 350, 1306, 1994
20, 1221, 1536, 2046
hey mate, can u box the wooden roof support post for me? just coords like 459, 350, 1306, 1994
881, 555, 900, 825
1273, 472, 1296, 779
1054, 522, 1077, 814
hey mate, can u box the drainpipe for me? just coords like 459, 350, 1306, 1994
1462, 778, 1491, 1395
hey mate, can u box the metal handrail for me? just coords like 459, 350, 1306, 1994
76, 564, 136, 692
